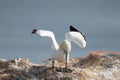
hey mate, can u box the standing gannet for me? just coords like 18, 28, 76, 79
32, 25, 86, 70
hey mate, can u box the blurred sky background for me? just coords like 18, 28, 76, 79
0, 0, 120, 63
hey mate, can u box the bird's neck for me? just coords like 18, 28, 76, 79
51, 36, 59, 50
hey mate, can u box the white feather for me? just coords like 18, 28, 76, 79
33, 29, 86, 62
65, 32, 86, 48
36, 30, 59, 50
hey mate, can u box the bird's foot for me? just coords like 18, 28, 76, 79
56, 67, 72, 73
51, 67, 56, 71
64, 68, 72, 73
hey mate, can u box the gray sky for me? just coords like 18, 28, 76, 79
0, 0, 120, 63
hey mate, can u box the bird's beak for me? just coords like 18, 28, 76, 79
32, 29, 37, 34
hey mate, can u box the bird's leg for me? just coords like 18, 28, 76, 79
64, 50, 68, 70
52, 59, 55, 69
64, 51, 73, 73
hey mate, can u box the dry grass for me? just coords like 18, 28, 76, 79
76, 50, 120, 68
1, 50, 120, 80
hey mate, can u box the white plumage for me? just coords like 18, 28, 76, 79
52, 40, 71, 62
65, 32, 86, 48
36, 30, 59, 50
32, 26, 86, 69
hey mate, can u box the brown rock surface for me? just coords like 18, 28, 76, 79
0, 50, 120, 80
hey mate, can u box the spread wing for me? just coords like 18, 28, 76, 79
32, 29, 59, 50
69, 26, 86, 41
65, 26, 86, 48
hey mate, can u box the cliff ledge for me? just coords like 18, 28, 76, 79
0, 50, 120, 80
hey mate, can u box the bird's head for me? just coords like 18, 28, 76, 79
32, 29, 38, 34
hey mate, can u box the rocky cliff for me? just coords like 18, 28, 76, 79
0, 50, 120, 80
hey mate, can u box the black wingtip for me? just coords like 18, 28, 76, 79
32, 29, 38, 34
69, 25, 86, 41
69, 25, 79, 32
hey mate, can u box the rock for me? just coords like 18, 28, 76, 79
0, 50, 120, 80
